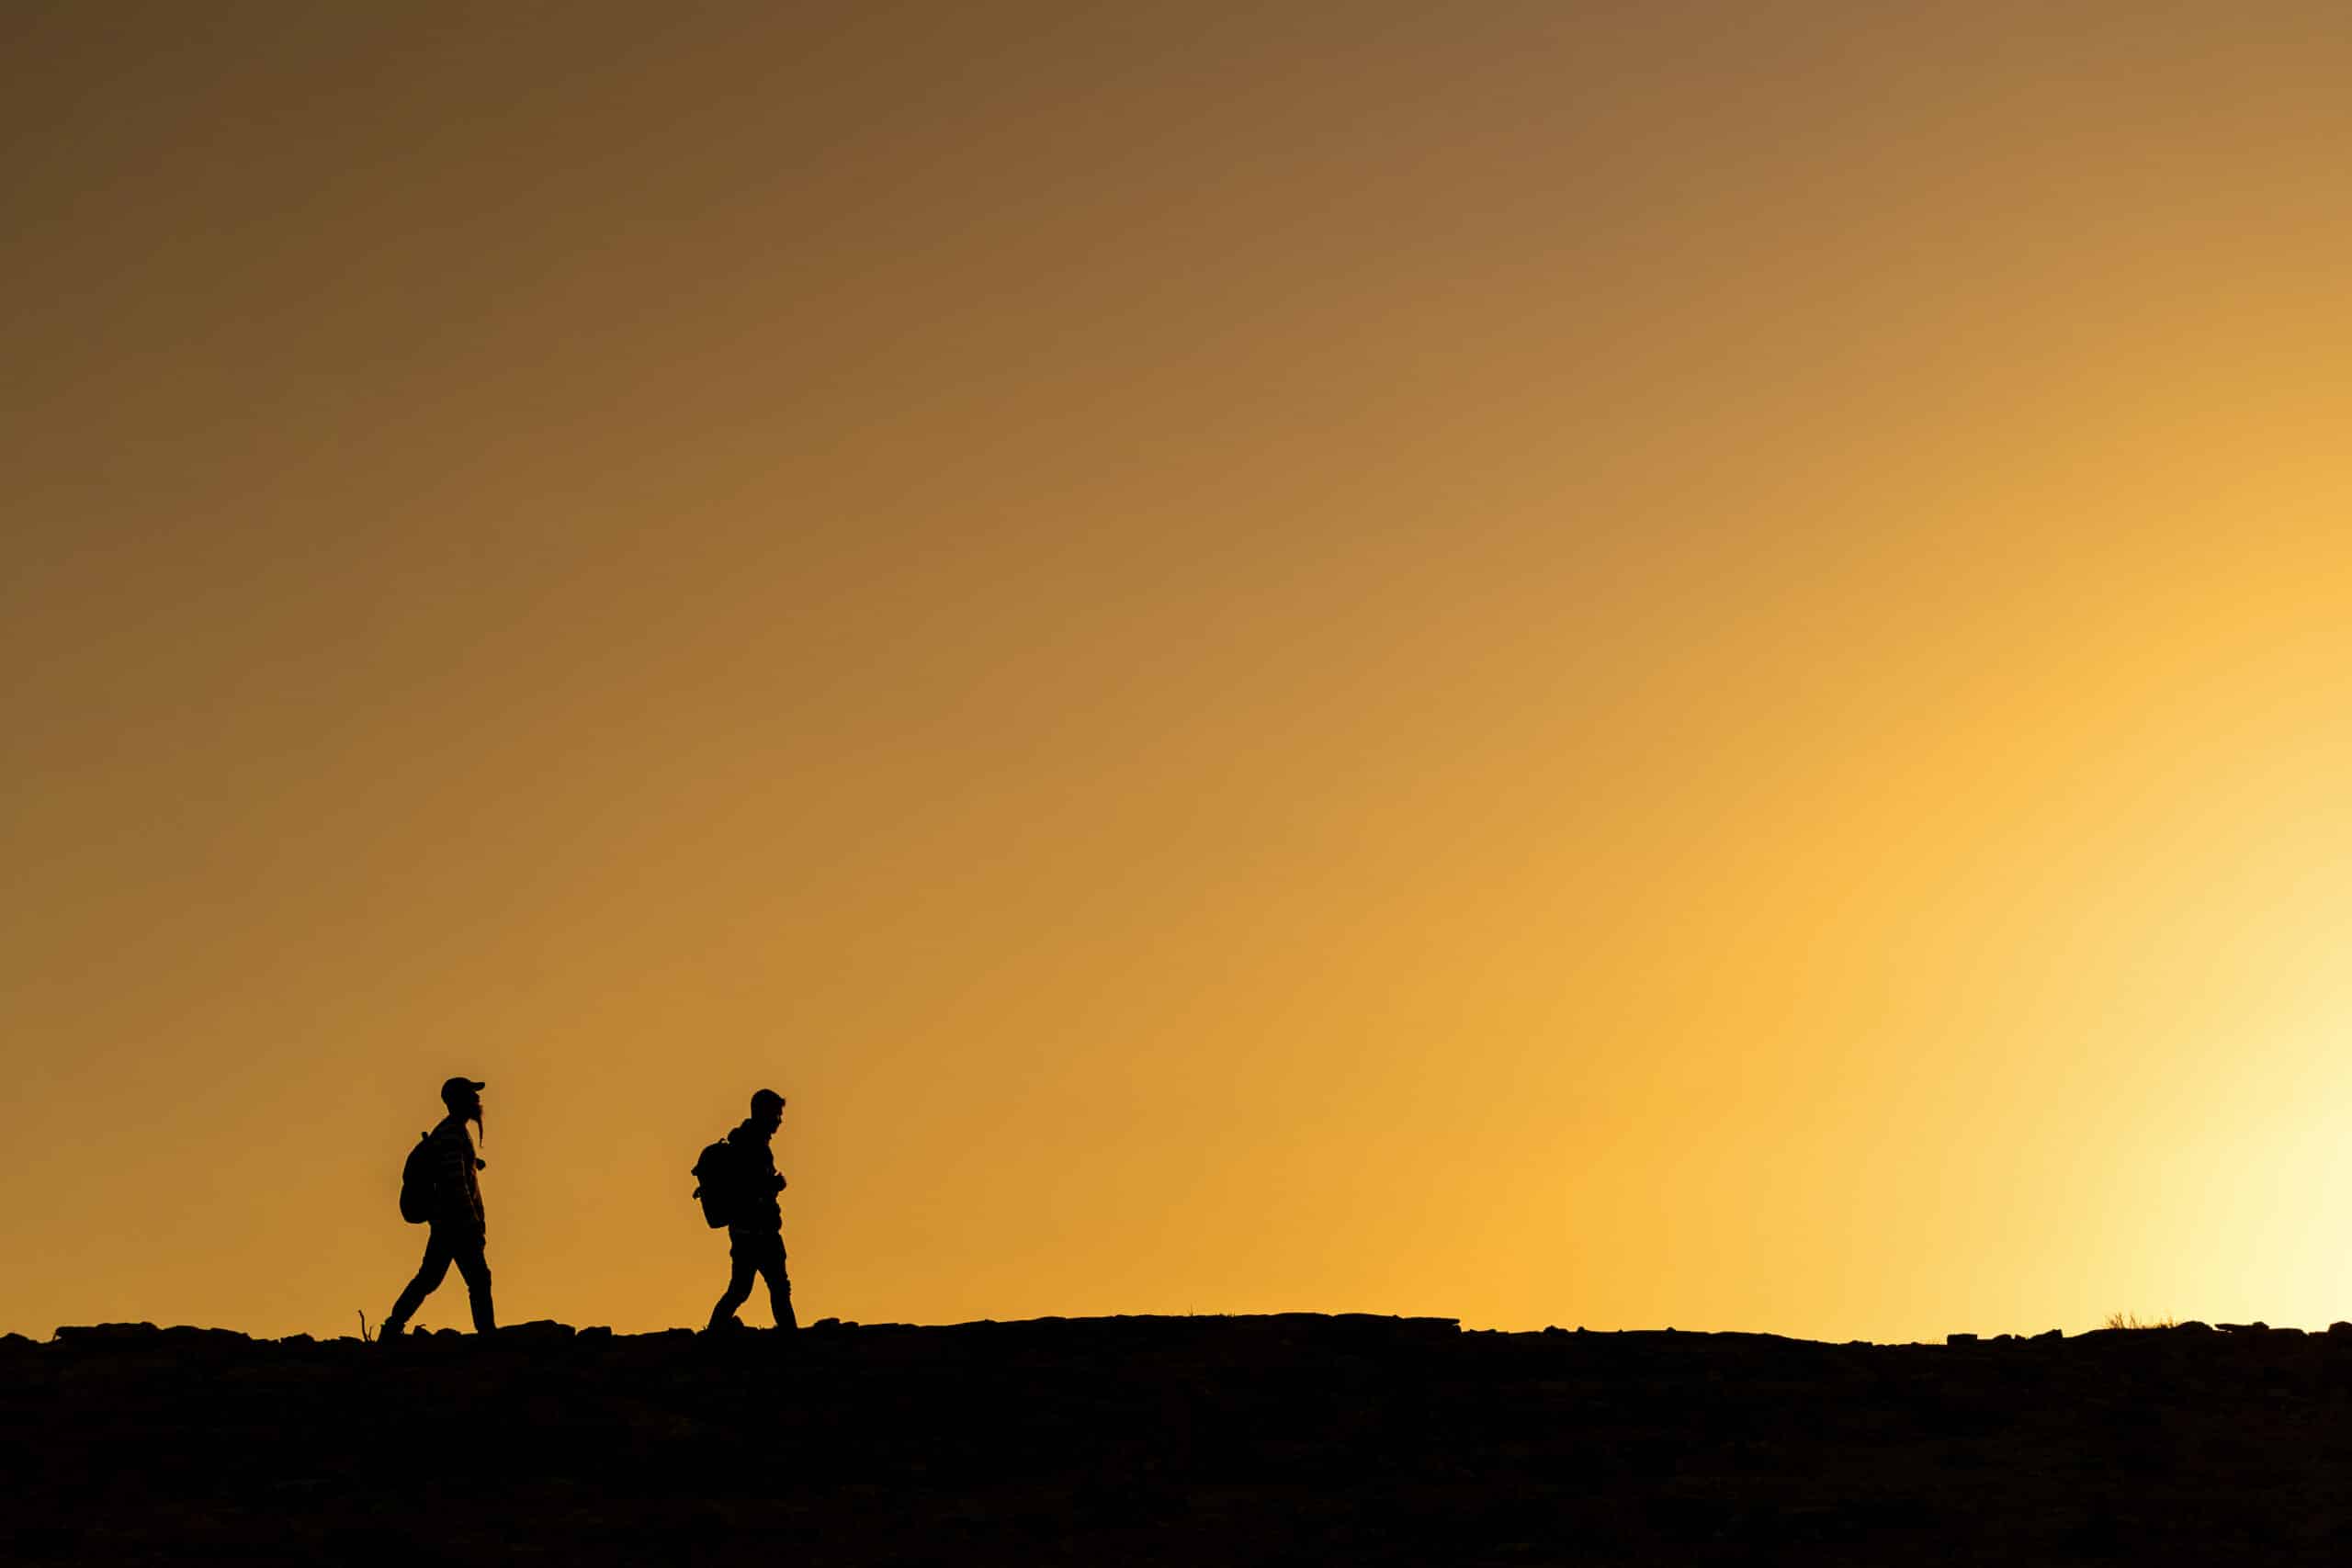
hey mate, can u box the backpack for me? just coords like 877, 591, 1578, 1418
691, 1138, 738, 1230
398, 1131, 435, 1224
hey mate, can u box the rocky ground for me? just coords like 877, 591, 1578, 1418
9, 1314, 2352, 1564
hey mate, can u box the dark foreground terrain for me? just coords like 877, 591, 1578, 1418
10, 1314, 2352, 1564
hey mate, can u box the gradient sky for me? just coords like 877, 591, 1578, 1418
7, 2, 2352, 1341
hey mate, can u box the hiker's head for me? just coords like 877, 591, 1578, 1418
750, 1088, 785, 1134
441, 1077, 485, 1129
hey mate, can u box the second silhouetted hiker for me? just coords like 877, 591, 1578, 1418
381, 1076, 497, 1340
697, 1088, 796, 1333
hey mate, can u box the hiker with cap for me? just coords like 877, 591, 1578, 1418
381, 1076, 497, 1339
699, 1088, 797, 1333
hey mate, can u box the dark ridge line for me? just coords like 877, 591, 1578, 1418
15, 1313, 2351, 1350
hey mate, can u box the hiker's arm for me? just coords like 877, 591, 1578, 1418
431, 1134, 481, 1228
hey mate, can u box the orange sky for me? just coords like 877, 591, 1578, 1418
6, 2, 2352, 1341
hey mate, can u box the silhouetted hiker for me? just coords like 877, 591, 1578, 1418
381, 1076, 497, 1340
697, 1088, 796, 1333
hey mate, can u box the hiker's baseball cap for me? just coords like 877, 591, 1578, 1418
441, 1077, 487, 1105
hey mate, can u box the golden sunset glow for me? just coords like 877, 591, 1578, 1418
7, 4, 2352, 1342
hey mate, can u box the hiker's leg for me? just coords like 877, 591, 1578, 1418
707, 1238, 756, 1331
452, 1235, 496, 1335
759, 1236, 796, 1330
384, 1231, 453, 1335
